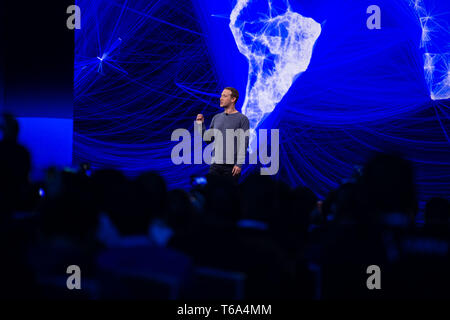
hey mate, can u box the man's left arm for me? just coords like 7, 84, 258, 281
235, 116, 250, 170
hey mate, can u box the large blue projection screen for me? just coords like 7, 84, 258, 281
74, 0, 449, 202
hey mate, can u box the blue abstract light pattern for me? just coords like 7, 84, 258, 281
75, 0, 450, 205
407, 0, 450, 100
75, 0, 222, 189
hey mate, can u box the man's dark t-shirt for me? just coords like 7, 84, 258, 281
202, 111, 250, 168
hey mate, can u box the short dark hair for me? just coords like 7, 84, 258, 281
224, 87, 239, 104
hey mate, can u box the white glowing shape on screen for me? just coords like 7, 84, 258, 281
409, 0, 450, 100
230, 0, 321, 133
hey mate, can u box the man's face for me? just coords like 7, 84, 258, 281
220, 89, 235, 108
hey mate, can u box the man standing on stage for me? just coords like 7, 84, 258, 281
196, 87, 250, 183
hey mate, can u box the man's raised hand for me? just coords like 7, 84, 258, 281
196, 114, 204, 124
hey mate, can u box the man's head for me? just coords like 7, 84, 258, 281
220, 87, 239, 108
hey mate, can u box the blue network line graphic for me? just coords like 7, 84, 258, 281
407, 0, 450, 100
75, 0, 450, 205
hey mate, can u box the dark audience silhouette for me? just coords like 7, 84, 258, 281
0, 113, 449, 299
